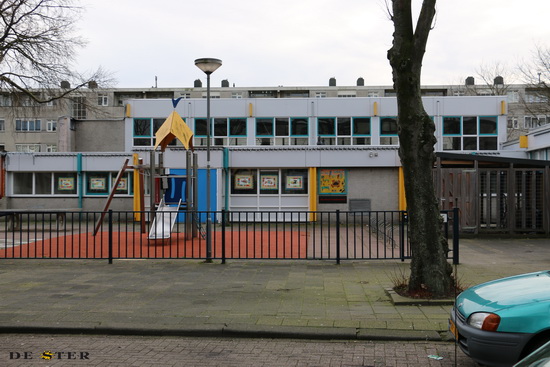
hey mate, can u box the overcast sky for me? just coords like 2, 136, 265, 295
76, 0, 549, 89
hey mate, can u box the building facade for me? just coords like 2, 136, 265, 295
3, 96, 508, 215
1, 80, 548, 233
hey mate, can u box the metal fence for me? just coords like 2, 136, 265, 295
0, 209, 459, 264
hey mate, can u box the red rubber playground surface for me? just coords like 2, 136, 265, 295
0, 230, 309, 260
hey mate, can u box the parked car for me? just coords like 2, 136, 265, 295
449, 271, 550, 367
514, 340, 550, 367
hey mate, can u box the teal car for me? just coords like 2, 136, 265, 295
449, 271, 550, 367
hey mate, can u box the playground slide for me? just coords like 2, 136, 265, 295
148, 198, 182, 240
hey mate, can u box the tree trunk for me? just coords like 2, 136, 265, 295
387, 0, 452, 297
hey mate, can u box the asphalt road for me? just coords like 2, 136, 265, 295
1, 334, 478, 367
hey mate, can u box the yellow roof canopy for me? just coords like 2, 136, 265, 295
153, 111, 194, 151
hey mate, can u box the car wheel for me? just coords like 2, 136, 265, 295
523, 335, 550, 359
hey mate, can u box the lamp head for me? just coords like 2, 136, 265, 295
194, 58, 222, 75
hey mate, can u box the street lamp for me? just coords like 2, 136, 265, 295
195, 58, 222, 262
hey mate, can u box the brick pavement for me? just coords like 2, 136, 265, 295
0, 334, 477, 366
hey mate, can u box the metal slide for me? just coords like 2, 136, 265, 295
148, 198, 182, 240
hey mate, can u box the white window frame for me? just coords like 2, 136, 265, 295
97, 94, 109, 106
15, 144, 41, 152
15, 119, 41, 132
46, 120, 57, 132
337, 91, 357, 98
507, 91, 519, 103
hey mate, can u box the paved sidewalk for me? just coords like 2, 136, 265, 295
0, 238, 548, 341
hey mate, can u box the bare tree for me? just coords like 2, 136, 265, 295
519, 45, 550, 88
517, 45, 550, 128
473, 61, 516, 96
387, 0, 452, 297
0, 0, 109, 103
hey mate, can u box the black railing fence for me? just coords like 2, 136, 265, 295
0, 208, 459, 264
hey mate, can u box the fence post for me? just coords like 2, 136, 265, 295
108, 209, 113, 264
221, 209, 226, 264
400, 211, 406, 262
336, 210, 340, 264
453, 207, 460, 265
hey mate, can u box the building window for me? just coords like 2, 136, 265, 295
315, 92, 327, 98
288, 118, 308, 145
0, 119, 4, 131
525, 93, 548, 104
507, 91, 519, 103
35, 172, 52, 194
524, 116, 549, 129
282, 169, 308, 194
15, 144, 41, 152
291, 118, 308, 135
46, 145, 57, 152
132, 118, 173, 147
231, 168, 308, 195
54, 173, 78, 195
201, 92, 220, 99
353, 117, 371, 145
442, 116, 498, 151
15, 119, 41, 132
380, 117, 399, 145
508, 117, 519, 129
0, 95, 11, 107
194, 117, 247, 146
478, 90, 493, 96
97, 94, 109, 106
317, 117, 371, 145
12, 172, 78, 196
13, 172, 33, 194
46, 120, 56, 132
317, 117, 336, 145
194, 118, 208, 137
231, 169, 258, 195
337, 91, 356, 98
255, 118, 274, 145
86, 172, 132, 196
72, 96, 87, 119
231, 92, 242, 99
367, 91, 379, 98
86, 172, 110, 195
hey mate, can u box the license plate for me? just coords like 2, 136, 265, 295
449, 319, 458, 339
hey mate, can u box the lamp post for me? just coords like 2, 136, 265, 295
195, 58, 222, 262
